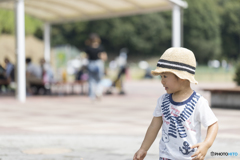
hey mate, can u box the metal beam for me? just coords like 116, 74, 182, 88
169, 0, 188, 8
122, 0, 143, 10
86, 0, 113, 13
50, 5, 172, 24
25, 1, 67, 18
39, 0, 89, 19
0, 0, 14, 2
0, 0, 175, 24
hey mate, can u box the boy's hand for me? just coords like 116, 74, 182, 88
133, 148, 147, 160
191, 142, 210, 160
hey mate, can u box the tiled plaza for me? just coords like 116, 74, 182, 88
0, 80, 239, 160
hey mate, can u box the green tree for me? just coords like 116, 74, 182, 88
2, 1, 240, 64
51, 12, 172, 58
217, 0, 240, 60
0, 9, 42, 35
234, 63, 240, 85
183, 0, 221, 64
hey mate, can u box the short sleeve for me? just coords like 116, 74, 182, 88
196, 97, 218, 128
153, 95, 164, 117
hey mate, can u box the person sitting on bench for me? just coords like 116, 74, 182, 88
26, 57, 43, 95
0, 57, 15, 92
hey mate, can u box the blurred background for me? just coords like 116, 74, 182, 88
0, 0, 240, 160
0, 0, 240, 85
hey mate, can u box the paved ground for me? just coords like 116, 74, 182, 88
0, 80, 240, 160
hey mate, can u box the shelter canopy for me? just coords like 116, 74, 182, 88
0, 0, 186, 102
0, 0, 173, 23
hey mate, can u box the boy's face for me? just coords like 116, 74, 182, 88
160, 72, 181, 94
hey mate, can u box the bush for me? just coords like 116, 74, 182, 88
233, 63, 240, 85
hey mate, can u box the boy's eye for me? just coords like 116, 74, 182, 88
163, 75, 167, 78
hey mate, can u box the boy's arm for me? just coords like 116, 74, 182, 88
191, 121, 219, 160
133, 116, 163, 160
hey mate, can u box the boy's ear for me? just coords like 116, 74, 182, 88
178, 78, 189, 83
181, 79, 191, 84
178, 78, 184, 82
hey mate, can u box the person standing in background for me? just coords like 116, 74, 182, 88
85, 33, 107, 100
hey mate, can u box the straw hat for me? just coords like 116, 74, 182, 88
151, 47, 198, 84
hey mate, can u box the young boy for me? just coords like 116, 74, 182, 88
133, 48, 218, 160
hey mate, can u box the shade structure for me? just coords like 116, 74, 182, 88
0, 0, 187, 102
0, 0, 176, 23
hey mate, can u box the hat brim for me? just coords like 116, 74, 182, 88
151, 67, 198, 84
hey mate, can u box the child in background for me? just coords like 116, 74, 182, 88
85, 33, 107, 100
133, 47, 218, 160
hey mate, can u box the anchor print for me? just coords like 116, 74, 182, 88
160, 142, 169, 153
162, 129, 170, 143
179, 141, 194, 155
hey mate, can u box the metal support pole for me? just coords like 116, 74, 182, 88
44, 23, 51, 62
14, 2, 18, 99
170, 0, 188, 47
16, 0, 26, 102
172, 4, 181, 47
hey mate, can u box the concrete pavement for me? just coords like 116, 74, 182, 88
0, 80, 239, 160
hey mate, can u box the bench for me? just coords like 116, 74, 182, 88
203, 87, 240, 109
51, 80, 88, 95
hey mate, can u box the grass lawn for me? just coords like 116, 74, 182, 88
126, 65, 235, 83
195, 65, 235, 83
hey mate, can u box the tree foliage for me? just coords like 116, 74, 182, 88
51, 12, 172, 58
217, 0, 240, 60
1, 1, 240, 63
184, 0, 221, 63
0, 9, 42, 35
234, 63, 240, 85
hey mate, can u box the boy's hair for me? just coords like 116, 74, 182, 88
161, 72, 191, 83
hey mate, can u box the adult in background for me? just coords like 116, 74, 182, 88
0, 58, 15, 92
26, 57, 43, 94
85, 33, 107, 100
4, 58, 14, 82
0, 64, 7, 92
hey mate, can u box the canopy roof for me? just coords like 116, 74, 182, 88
0, 0, 173, 23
